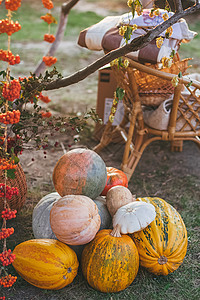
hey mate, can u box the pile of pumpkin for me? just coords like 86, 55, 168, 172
12, 148, 188, 293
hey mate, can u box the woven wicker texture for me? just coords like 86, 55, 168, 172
177, 87, 200, 131
0, 163, 27, 213
112, 58, 191, 107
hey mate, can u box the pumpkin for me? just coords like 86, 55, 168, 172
12, 239, 79, 290
32, 192, 85, 260
93, 196, 112, 230
101, 167, 128, 196
52, 148, 107, 199
32, 192, 61, 239
131, 197, 188, 276
106, 185, 134, 216
81, 229, 139, 293
50, 195, 101, 245
112, 201, 156, 236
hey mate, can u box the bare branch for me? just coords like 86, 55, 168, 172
62, 0, 80, 14
34, 0, 80, 76
45, 3, 200, 91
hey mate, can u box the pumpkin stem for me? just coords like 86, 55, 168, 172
158, 256, 168, 265
132, 195, 136, 201
110, 224, 121, 237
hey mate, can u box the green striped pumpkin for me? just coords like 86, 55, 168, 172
12, 239, 79, 289
81, 229, 139, 293
131, 197, 187, 275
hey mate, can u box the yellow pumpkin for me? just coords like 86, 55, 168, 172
81, 229, 139, 293
12, 239, 79, 289
131, 197, 188, 275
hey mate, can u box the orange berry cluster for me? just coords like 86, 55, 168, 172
39, 92, 51, 103
5, 0, 22, 11
0, 184, 19, 200
1, 208, 17, 220
42, 0, 54, 10
2, 79, 21, 101
0, 275, 17, 288
0, 249, 16, 266
0, 110, 21, 124
40, 13, 56, 24
41, 111, 52, 118
0, 19, 21, 36
43, 55, 57, 66
44, 33, 55, 43
0, 49, 20, 65
0, 158, 17, 170
0, 228, 14, 240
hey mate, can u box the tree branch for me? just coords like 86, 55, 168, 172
34, 0, 80, 76
45, 3, 200, 91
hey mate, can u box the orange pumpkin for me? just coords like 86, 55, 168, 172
12, 239, 79, 290
52, 148, 107, 199
101, 167, 128, 196
81, 229, 139, 293
50, 195, 101, 245
131, 197, 188, 275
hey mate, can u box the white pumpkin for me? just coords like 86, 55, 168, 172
112, 201, 156, 236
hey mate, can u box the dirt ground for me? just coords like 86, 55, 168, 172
19, 132, 200, 200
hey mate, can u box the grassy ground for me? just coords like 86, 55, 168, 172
1, 141, 200, 300
0, 1, 200, 299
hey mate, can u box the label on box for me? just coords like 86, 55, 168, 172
103, 98, 129, 126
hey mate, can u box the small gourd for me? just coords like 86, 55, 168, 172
106, 185, 134, 216
101, 167, 128, 196
112, 201, 156, 236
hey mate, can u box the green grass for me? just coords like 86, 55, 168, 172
0, 3, 103, 43
179, 18, 200, 61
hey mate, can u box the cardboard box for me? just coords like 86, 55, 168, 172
94, 66, 127, 143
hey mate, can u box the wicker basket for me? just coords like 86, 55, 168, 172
112, 58, 191, 107
0, 163, 27, 213
133, 58, 191, 107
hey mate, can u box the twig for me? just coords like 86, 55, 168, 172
60, 142, 67, 154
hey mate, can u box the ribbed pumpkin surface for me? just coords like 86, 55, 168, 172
12, 239, 79, 289
131, 197, 187, 275
50, 195, 101, 245
32, 192, 61, 239
81, 229, 139, 293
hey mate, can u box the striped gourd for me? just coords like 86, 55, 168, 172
131, 197, 187, 275
12, 239, 79, 289
81, 229, 139, 293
